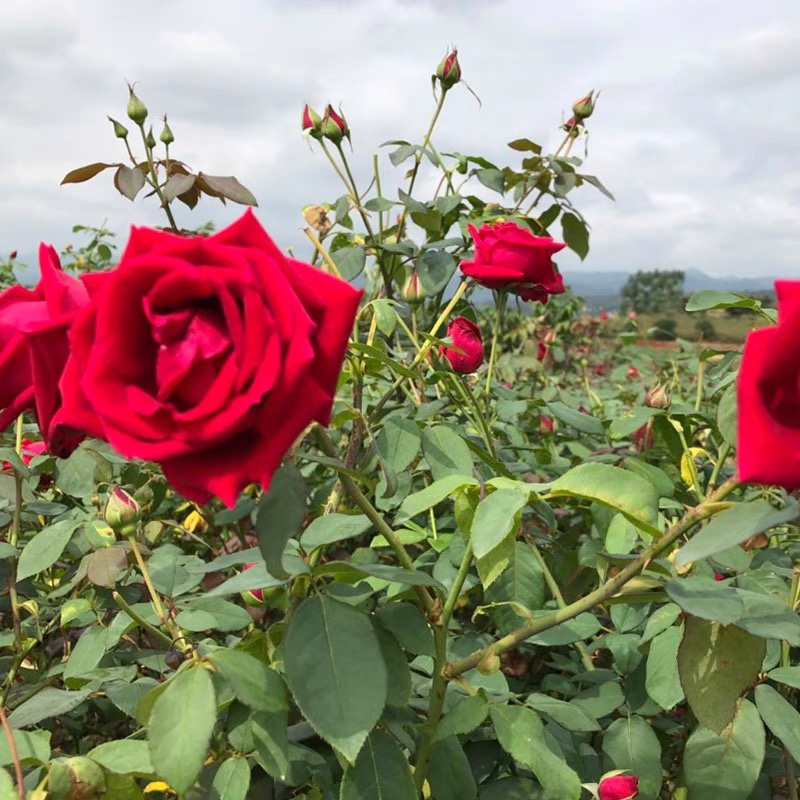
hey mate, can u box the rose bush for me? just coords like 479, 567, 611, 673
0, 48, 798, 800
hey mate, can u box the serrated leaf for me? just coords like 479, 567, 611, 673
754, 684, 800, 764
210, 758, 250, 800
434, 696, 489, 741
198, 173, 257, 206
645, 625, 685, 710
256, 465, 307, 580
87, 740, 154, 776
422, 426, 474, 481
162, 173, 196, 201
207, 649, 288, 712
17, 519, 81, 581
331, 246, 366, 281
7, 687, 92, 728
561, 212, 589, 260
340, 730, 416, 800
300, 514, 372, 550
602, 716, 662, 800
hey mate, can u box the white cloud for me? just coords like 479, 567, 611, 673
1, 0, 799, 281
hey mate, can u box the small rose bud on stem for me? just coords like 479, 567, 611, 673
301, 103, 323, 139
434, 49, 462, 92
108, 116, 129, 139
321, 104, 350, 145
126, 82, 148, 125
104, 486, 141, 538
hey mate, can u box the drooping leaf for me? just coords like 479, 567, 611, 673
256, 464, 307, 579
114, 165, 146, 201
197, 173, 258, 206
61, 162, 115, 185
209, 758, 250, 800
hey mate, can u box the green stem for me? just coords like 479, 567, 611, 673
7, 416, 25, 652
446, 478, 738, 677
447, 375, 495, 458
784, 568, 800, 799
112, 591, 173, 646
485, 291, 507, 394
312, 426, 436, 616
137, 125, 178, 232
707, 441, 731, 491
694, 359, 704, 413
370, 281, 468, 422
414, 542, 474, 794
531, 544, 594, 672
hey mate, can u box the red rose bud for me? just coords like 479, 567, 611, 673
440, 316, 484, 374
302, 103, 323, 139
626, 366, 640, 380
537, 342, 547, 362
644, 383, 671, 409
561, 115, 584, 138
572, 90, 596, 121
126, 83, 148, 125
402, 271, 427, 304
241, 562, 267, 606
598, 773, 639, 800
435, 49, 462, 91
539, 415, 554, 434
321, 104, 349, 144
632, 420, 655, 451
103, 486, 140, 537
714, 572, 725, 581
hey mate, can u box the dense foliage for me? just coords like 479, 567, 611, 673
1, 53, 798, 800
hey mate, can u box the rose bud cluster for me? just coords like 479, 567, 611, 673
439, 316, 484, 375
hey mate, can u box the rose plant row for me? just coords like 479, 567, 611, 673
0, 51, 798, 800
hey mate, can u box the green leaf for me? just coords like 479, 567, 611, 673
641, 603, 681, 644
375, 604, 434, 656
395, 475, 478, 523
734, 588, 800, 646
7, 687, 91, 728
198, 173, 258, 206
226, 705, 289, 780
331, 246, 367, 281
546, 402, 604, 435
485, 542, 545, 634
678, 615, 766, 734
317, 561, 443, 589
471, 490, 528, 561
61, 162, 114, 184
64, 624, 109, 679
375, 627, 411, 708
754, 684, 800, 764
114, 165, 146, 201
645, 625, 685, 710
508, 138, 542, 153
561, 212, 589, 260
683, 700, 765, 800
284, 596, 387, 763
0, 769, 14, 798
422, 426, 474, 480
148, 666, 217, 794
476, 168, 505, 194
175, 597, 253, 632
207, 649, 288, 712
340, 730, 416, 800
579, 173, 615, 201
55, 446, 100, 496
685, 290, 761, 313
417, 249, 457, 295
490, 705, 581, 800
675, 501, 799, 566
210, 758, 250, 800
256, 464, 307, 579
300, 514, 373, 550
17, 519, 81, 581
767, 666, 800, 689
427, 737, 478, 800
0, 729, 50, 766
87, 740, 154, 776
525, 693, 601, 732
528, 613, 602, 647
377, 418, 422, 473
371, 299, 397, 336
717, 382, 737, 447
550, 463, 660, 535
434, 696, 489, 741
602, 716, 663, 800
571, 680, 625, 718
665, 577, 743, 625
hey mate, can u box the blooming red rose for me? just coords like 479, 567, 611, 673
598, 774, 639, 800
737, 281, 800, 489
440, 316, 484, 374
53, 210, 362, 507
0, 244, 98, 451
460, 221, 566, 303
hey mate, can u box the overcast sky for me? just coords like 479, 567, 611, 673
2, 0, 800, 281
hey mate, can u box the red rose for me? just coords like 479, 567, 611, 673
537, 342, 548, 362
439, 316, 484, 374
598, 774, 639, 800
0, 245, 97, 451
54, 210, 362, 507
737, 281, 800, 488
459, 221, 566, 303
1, 439, 47, 471
539, 415, 554, 434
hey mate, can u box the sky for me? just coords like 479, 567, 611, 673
2, 0, 800, 281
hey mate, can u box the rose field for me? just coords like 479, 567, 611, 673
1, 47, 800, 800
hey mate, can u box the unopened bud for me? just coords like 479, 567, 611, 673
9, 250, 17, 261
561, 115, 584, 138
48, 756, 106, 800
644, 384, 671, 409
572, 90, 596, 121
241, 562, 267, 607
108, 116, 129, 139
477, 651, 501, 675
402, 271, 427, 304
126, 83, 148, 125
321, 104, 349, 144
435, 49, 462, 91
301, 103, 323, 139
133, 483, 154, 511
159, 115, 175, 145
104, 486, 140, 537
145, 126, 157, 150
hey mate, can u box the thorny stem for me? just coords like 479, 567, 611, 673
445, 478, 738, 678
137, 124, 178, 232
